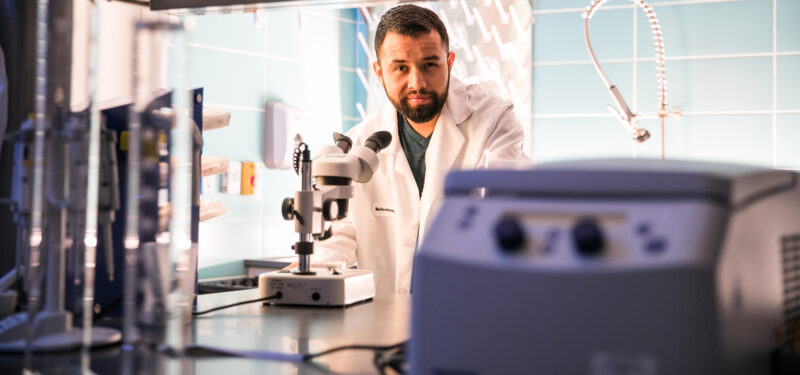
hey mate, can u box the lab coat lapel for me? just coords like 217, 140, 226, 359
419, 106, 465, 243
381, 103, 421, 292
377, 104, 415, 181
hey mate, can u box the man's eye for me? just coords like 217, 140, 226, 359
425, 63, 438, 69
394, 66, 407, 72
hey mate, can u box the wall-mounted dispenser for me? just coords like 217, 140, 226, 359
264, 102, 303, 170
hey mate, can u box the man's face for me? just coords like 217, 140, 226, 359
373, 31, 455, 124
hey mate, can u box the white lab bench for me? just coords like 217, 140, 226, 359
0, 289, 411, 374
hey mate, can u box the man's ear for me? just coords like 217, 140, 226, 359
372, 60, 383, 85
447, 51, 455, 72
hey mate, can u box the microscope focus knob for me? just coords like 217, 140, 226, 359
572, 217, 605, 256
281, 198, 295, 220
494, 216, 526, 254
322, 199, 339, 221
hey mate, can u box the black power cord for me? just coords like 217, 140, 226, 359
192, 292, 281, 316
372, 342, 407, 375
302, 341, 405, 361
304, 341, 408, 374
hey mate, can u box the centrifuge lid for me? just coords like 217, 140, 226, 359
445, 159, 791, 205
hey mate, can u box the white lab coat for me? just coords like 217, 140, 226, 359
314, 76, 529, 294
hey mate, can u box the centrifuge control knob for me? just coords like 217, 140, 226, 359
572, 217, 605, 256
494, 216, 526, 253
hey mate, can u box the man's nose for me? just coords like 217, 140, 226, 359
407, 68, 426, 91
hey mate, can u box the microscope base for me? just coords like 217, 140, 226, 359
258, 269, 375, 307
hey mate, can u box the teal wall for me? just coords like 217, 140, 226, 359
167, 9, 366, 277
531, 0, 800, 168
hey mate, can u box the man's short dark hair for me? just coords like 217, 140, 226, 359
374, 4, 450, 60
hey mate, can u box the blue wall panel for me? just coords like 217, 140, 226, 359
532, 0, 799, 169
778, 56, 800, 110
167, 9, 365, 276
636, 0, 771, 58
777, 115, 800, 169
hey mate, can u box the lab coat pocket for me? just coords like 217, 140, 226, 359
372, 202, 397, 218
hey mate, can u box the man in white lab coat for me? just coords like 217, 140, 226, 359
313, 4, 529, 294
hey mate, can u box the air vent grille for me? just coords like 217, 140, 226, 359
781, 234, 800, 353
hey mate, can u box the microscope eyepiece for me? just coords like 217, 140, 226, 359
364, 131, 392, 153
332, 132, 352, 153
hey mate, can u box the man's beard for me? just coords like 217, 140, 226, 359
386, 74, 450, 124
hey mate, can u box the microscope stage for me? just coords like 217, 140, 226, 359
258, 268, 375, 307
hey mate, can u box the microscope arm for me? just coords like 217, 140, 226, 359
285, 131, 391, 274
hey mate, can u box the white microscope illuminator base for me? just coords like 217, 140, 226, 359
258, 268, 375, 307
